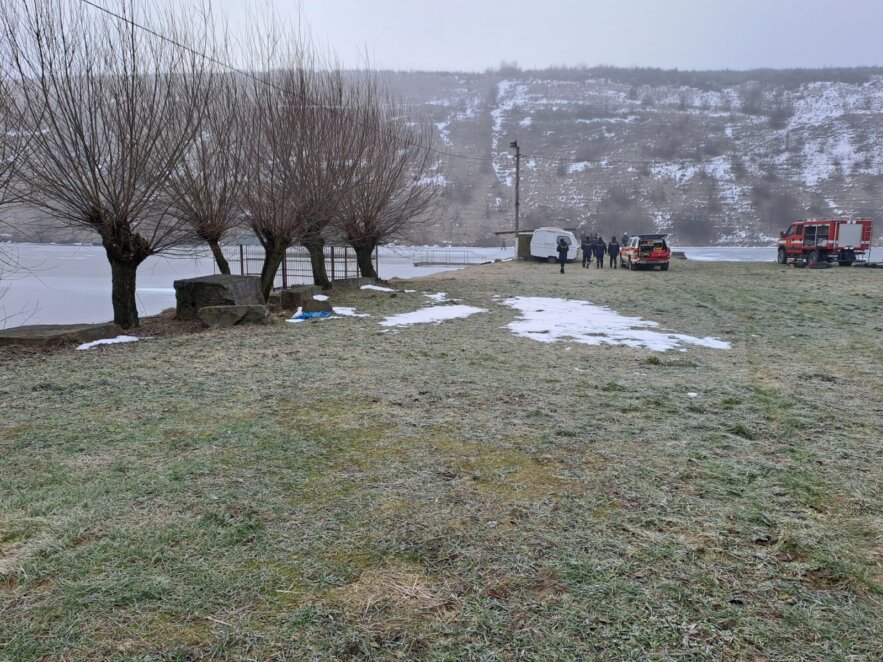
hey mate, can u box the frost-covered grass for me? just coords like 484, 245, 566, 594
1, 261, 881, 659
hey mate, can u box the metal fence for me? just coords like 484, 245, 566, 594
221, 244, 378, 289
412, 248, 494, 266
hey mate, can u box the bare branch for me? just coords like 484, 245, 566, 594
333, 75, 448, 279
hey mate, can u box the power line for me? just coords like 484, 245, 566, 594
79, 1, 883, 173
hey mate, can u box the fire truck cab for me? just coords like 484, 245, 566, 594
777, 219, 873, 267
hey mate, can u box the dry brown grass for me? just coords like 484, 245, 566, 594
1, 260, 881, 660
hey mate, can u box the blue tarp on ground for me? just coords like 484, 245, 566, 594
293, 311, 333, 320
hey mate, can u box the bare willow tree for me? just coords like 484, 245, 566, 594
294, 74, 378, 288
0, 49, 34, 326
239, 67, 307, 297
1, 0, 210, 328
239, 30, 366, 295
335, 89, 446, 279
165, 56, 245, 274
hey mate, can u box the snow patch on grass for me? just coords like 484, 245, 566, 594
76, 335, 144, 350
333, 307, 370, 318
361, 285, 396, 292
502, 297, 730, 352
380, 305, 486, 328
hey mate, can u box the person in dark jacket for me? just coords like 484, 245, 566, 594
608, 236, 620, 268
581, 235, 592, 268
621, 232, 630, 246
557, 237, 569, 274
593, 237, 606, 268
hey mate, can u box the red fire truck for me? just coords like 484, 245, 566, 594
619, 234, 671, 270
777, 219, 873, 267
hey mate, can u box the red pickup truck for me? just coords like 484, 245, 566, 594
620, 234, 671, 270
777, 219, 872, 267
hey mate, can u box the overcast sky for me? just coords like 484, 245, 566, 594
211, 0, 883, 72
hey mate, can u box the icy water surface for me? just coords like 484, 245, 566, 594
0, 243, 830, 326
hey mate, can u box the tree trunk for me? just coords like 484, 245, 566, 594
259, 242, 287, 300
108, 255, 141, 329
303, 238, 331, 289
102, 227, 150, 329
208, 238, 231, 275
354, 243, 378, 279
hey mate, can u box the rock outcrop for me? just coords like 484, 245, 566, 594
279, 290, 305, 310
174, 275, 264, 320
0, 323, 124, 347
197, 305, 268, 329
301, 299, 333, 314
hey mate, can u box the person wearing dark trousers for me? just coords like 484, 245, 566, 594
608, 236, 620, 269
593, 237, 606, 268
581, 236, 592, 268
557, 238, 569, 274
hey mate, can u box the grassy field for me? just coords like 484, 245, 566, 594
1, 260, 882, 660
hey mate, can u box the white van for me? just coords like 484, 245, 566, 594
529, 227, 579, 262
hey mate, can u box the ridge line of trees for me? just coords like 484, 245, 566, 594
487, 63, 883, 91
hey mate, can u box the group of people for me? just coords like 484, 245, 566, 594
580, 234, 623, 270
556, 232, 630, 274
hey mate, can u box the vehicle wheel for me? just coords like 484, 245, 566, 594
838, 261, 853, 267
807, 250, 820, 268
660, 262, 669, 271
547, 256, 557, 264
777, 248, 787, 264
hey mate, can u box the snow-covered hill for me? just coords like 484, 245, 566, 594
389, 68, 883, 245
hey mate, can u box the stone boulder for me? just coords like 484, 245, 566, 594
197, 305, 268, 328
174, 275, 264, 320
0, 322, 124, 348
279, 289, 305, 310
301, 299, 333, 314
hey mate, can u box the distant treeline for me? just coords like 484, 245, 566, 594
507, 64, 883, 90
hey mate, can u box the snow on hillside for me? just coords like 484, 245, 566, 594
490, 79, 531, 187
395, 71, 883, 246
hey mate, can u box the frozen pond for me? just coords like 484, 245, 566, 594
0, 242, 864, 326
678, 246, 776, 262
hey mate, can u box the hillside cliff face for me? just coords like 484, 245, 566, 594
389, 68, 883, 245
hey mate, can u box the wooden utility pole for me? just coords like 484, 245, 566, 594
510, 140, 520, 257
